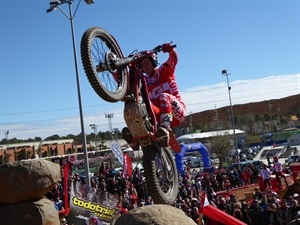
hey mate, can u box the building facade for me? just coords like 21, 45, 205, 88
0, 139, 90, 164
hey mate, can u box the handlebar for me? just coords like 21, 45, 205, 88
112, 42, 177, 69
152, 43, 177, 54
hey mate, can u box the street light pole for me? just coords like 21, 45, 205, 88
4, 131, 9, 164
46, 0, 93, 189
222, 70, 240, 170
113, 128, 119, 140
105, 113, 114, 140
90, 124, 97, 149
277, 107, 281, 131
189, 111, 194, 141
268, 101, 275, 145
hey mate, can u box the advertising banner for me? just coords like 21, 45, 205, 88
67, 176, 118, 225
109, 140, 124, 164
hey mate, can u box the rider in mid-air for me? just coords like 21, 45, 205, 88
122, 43, 186, 148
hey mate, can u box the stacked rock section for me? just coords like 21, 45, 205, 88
0, 159, 61, 225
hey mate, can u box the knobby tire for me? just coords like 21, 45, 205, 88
143, 145, 178, 205
80, 27, 128, 102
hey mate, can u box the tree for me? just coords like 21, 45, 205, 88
45, 134, 61, 141
34, 137, 42, 141
209, 133, 232, 168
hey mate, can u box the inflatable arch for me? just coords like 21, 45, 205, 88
175, 142, 212, 176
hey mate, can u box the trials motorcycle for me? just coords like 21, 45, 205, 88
80, 27, 180, 205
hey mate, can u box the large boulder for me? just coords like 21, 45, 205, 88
0, 159, 61, 204
114, 204, 196, 225
0, 197, 59, 225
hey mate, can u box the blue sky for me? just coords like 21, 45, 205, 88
0, 0, 299, 140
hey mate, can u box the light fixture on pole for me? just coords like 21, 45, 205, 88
222, 70, 240, 170
46, 0, 94, 189
84, 0, 94, 4
105, 113, 114, 140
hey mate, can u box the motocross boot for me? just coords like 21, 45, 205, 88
156, 113, 172, 147
156, 127, 170, 147
121, 127, 139, 150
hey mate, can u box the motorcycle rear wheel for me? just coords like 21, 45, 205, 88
143, 145, 178, 205
80, 27, 128, 102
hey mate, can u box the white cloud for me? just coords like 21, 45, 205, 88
182, 73, 300, 113
1, 74, 299, 140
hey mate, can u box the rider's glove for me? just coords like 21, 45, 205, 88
162, 43, 174, 53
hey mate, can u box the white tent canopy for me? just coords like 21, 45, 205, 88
177, 129, 245, 142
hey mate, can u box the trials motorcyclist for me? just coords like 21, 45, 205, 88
122, 43, 186, 148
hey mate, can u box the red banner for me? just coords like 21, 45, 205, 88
123, 153, 133, 178
198, 191, 206, 214
63, 162, 70, 216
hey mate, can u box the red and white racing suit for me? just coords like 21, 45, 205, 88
146, 49, 186, 127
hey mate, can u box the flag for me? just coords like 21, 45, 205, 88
198, 192, 212, 225
198, 192, 247, 225
198, 191, 209, 213
109, 140, 123, 164
123, 153, 133, 178
63, 162, 70, 216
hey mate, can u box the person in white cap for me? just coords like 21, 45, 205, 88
61, 218, 68, 225
261, 164, 272, 192
86, 215, 103, 225
273, 155, 289, 189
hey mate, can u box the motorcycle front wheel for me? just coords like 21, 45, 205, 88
80, 27, 128, 102
143, 145, 178, 205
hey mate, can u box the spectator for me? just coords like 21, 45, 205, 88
250, 163, 259, 184
53, 196, 64, 212
61, 218, 68, 225
51, 184, 62, 201
216, 171, 225, 191
232, 202, 243, 221
86, 215, 103, 225
261, 194, 270, 222
290, 198, 300, 220
224, 176, 231, 191
145, 195, 154, 205
87, 180, 98, 202
253, 187, 263, 201
99, 178, 107, 203
217, 197, 228, 213
273, 156, 289, 189
207, 186, 217, 203
244, 167, 253, 186
248, 199, 265, 225
277, 199, 292, 225
241, 200, 251, 224
227, 194, 238, 216
139, 198, 146, 207
261, 164, 272, 192
128, 183, 138, 208
190, 206, 200, 223
122, 190, 134, 210
267, 203, 280, 225
73, 173, 82, 197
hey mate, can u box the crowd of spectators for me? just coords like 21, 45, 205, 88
45, 159, 300, 225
